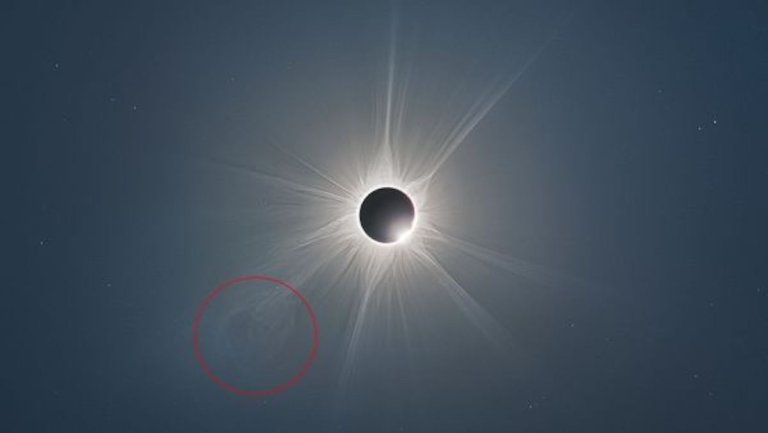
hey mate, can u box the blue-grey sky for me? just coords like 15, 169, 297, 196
6, 1, 768, 432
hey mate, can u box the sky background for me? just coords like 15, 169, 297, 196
6, 0, 768, 432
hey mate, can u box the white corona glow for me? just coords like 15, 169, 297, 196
208, 15, 571, 390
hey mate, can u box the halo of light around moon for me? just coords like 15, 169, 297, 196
358, 187, 416, 244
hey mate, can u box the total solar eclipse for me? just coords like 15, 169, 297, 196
358, 187, 416, 244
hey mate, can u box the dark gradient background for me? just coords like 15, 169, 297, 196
5, 1, 768, 432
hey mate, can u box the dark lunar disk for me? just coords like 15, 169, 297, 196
359, 187, 415, 244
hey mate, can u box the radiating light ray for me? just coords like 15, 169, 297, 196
339, 281, 374, 387
291, 215, 353, 252
412, 247, 514, 349
270, 143, 357, 200
382, 10, 398, 157
428, 226, 592, 293
214, 159, 349, 204
420, 45, 552, 186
